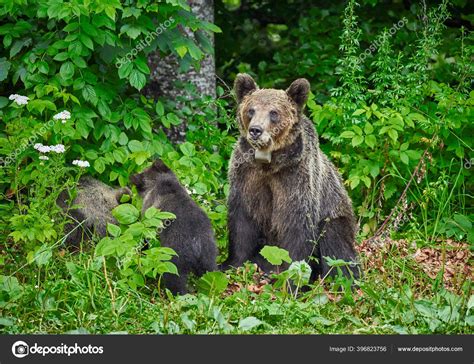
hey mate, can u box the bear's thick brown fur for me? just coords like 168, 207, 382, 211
222, 73, 360, 279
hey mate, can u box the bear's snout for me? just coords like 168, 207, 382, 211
249, 125, 263, 140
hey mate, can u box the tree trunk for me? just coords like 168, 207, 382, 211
146, 0, 216, 143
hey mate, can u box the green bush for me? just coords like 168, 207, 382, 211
0, 0, 223, 246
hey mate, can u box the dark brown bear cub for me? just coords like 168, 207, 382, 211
130, 159, 218, 294
222, 73, 360, 280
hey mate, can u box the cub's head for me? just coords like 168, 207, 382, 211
130, 159, 179, 196
234, 73, 310, 161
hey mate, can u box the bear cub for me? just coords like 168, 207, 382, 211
223, 73, 360, 280
130, 159, 218, 294
57, 177, 131, 245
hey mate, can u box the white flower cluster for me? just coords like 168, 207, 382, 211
33, 143, 66, 154
39, 155, 49, 161
72, 159, 90, 168
9, 94, 29, 105
53, 110, 71, 123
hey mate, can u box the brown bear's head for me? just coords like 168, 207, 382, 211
130, 159, 179, 196
234, 73, 310, 162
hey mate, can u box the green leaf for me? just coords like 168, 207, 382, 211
340, 131, 355, 139
113, 148, 128, 163
350, 176, 360, 189
260, 246, 292, 266
467, 295, 474, 311
10, 38, 31, 58
118, 132, 128, 146
82, 84, 97, 105
453, 214, 472, 230
0, 97, 8, 108
0, 57, 11, 81
59, 61, 75, 79
144, 207, 160, 219
0, 317, 14, 327
134, 57, 150, 73
118, 62, 133, 79
364, 122, 374, 134
155, 101, 164, 116
352, 109, 366, 116
179, 142, 195, 157
155, 211, 176, 220
388, 129, 398, 142
175, 45, 187, 58
323, 256, 354, 268
127, 222, 146, 237
112, 204, 139, 225
95, 237, 117, 256
133, 151, 149, 165
37, 61, 49, 74
361, 176, 371, 188
128, 140, 143, 152
79, 33, 94, 50
310, 316, 336, 326
400, 152, 409, 165
121, 24, 142, 39
72, 56, 87, 68
200, 21, 222, 33
238, 317, 263, 331
351, 135, 364, 147
120, 194, 130, 203
365, 134, 376, 149
353, 125, 363, 135
93, 158, 106, 173
53, 52, 69, 61
192, 182, 207, 195
197, 271, 228, 296
81, 22, 98, 37
129, 69, 146, 90
68, 41, 83, 56
107, 223, 121, 237
34, 245, 52, 266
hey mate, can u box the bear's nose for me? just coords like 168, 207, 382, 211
249, 126, 263, 139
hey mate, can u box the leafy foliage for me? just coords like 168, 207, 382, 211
95, 205, 177, 290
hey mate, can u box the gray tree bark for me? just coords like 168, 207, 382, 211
147, 0, 216, 142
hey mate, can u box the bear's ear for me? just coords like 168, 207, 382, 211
286, 78, 310, 109
234, 73, 257, 103
152, 159, 171, 173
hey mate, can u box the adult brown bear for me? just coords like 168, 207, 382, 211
222, 74, 360, 280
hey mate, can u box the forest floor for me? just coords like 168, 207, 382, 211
1, 234, 472, 335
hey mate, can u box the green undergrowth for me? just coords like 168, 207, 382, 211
1, 239, 472, 334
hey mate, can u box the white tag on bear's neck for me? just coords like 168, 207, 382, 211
255, 149, 272, 164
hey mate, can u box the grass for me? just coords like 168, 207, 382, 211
1, 233, 472, 334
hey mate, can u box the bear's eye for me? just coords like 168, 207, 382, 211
269, 110, 279, 123
247, 108, 255, 119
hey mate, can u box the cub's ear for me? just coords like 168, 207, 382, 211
286, 78, 310, 109
152, 159, 171, 173
234, 73, 258, 103
129, 173, 144, 190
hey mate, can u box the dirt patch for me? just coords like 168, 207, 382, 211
357, 238, 473, 291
